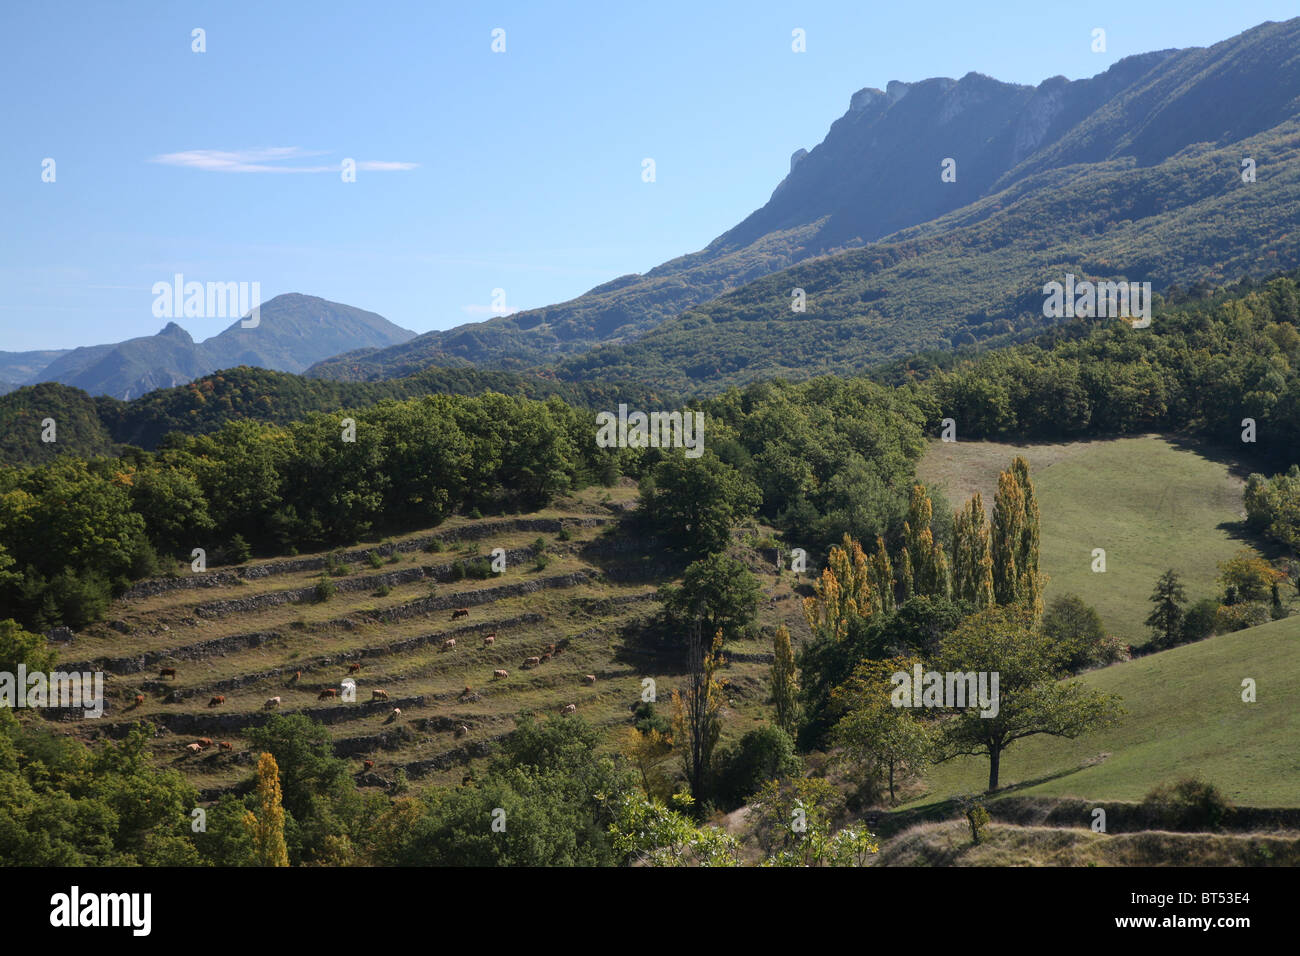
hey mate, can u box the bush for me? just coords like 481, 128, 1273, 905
468, 508, 483, 520
714, 725, 801, 809
633, 702, 672, 736
325, 553, 350, 577
314, 575, 336, 603
1182, 597, 1220, 642
533, 553, 550, 572
450, 561, 466, 582
424, 539, 443, 553
1214, 602, 1270, 633
466, 559, 492, 580
367, 551, 383, 569
533, 537, 547, 553
557, 526, 572, 542
374, 583, 391, 598
1142, 778, 1234, 831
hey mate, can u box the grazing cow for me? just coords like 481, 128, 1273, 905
540, 652, 552, 662
185, 743, 202, 754
196, 738, 213, 749
218, 741, 233, 752
363, 760, 374, 771
455, 725, 468, 737
493, 669, 508, 679
524, 656, 541, 668
441, 637, 457, 651
318, 688, 338, 700
348, 662, 361, 674
562, 704, 576, 715
371, 689, 389, 701
461, 686, 473, 696
583, 674, 596, 685
159, 667, 176, 679
391, 708, 401, 718
133, 694, 145, 706
452, 608, 469, 620
264, 696, 281, 710
287, 670, 301, 685
208, 695, 225, 707
483, 634, 495, 646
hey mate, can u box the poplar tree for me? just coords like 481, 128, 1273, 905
870, 536, 895, 614
243, 752, 290, 867
770, 624, 799, 737
953, 492, 994, 608
802, 534, 873, 642
992, 468, 1026, 606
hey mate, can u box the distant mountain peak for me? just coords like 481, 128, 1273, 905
156, 321, 192, 342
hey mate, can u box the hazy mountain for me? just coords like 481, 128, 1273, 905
308, 17, 1300, 384
25, 294, 416, 400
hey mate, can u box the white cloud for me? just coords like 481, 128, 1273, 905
149, 148, 417, 174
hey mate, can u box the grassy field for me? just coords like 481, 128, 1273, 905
896, 613, 1300, 808
919, 434, 1269, 646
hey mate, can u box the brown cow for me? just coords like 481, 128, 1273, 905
318, 688, 338, 700
483, 634, 495, 646
452, 608, 469, 619
208, 695, 225, 707
264, 696, 281, 710
218, 741, 233, 752
461, 686, 473, 696
158, 667, 176, 679
582, 674, 596, 685
363, 759, 374, 771
561, 704, 576, 715
371, 689, 389, 701
133, 694, 145, 706
185, 743, 202, 754
287, 670, 301, 685
196, 738, 213, 749
493, 669, 508, 679
540, 652, 552, 662
524, 656, 541, 668
348, 662, 361, 674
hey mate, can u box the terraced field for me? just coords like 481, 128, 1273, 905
52, 485, 811, 801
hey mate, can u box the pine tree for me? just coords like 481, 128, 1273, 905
1145, 569, 1187, 649
243, 752, 290, 867
771, 624, 799, 737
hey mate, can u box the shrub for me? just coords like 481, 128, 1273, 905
1182, 597, 1220, 642
557, 526, 572, 542
1214, 602, 1270, 633
450, 561, 466, 582
374, 583, 391, 598
1143, 778, 1234, 831
468, 508, 483, 520
533, 553, 551, 572
714, 725, 801, 809
314, 576, 336, 603
367, 551, 383, 569
424, 539, 443, 553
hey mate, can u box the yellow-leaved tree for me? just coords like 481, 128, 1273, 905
243, 751, 290, 867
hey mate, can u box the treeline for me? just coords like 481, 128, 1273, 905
0, 364, 675, 465
922, 270, 1300, 455
0, 393, 623, 629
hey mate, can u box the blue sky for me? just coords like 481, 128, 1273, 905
2, 1, 1295, 351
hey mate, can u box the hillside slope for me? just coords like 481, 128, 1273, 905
310, 17, 1300, 383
